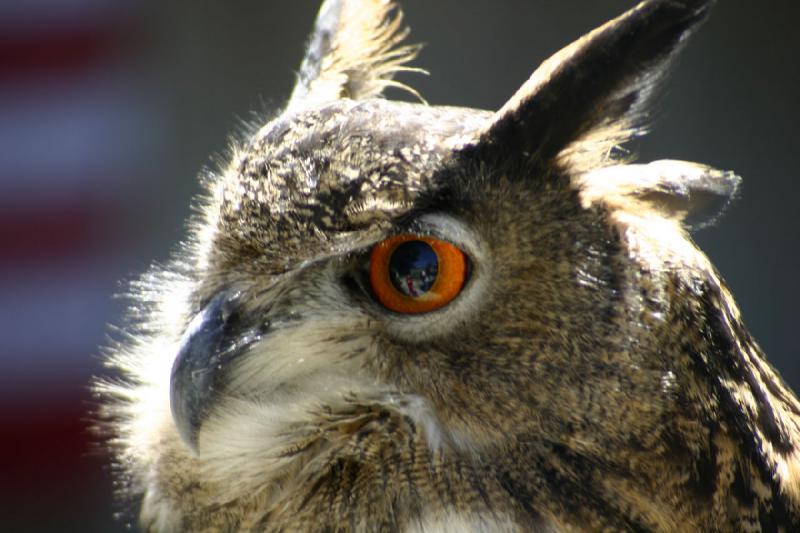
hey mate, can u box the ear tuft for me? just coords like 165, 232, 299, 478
576, 159, 741, 231
466, 0, 716, 173
288, 0, 424, 110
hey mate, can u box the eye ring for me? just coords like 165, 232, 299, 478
369, 234, 468, 314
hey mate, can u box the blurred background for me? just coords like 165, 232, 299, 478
1, 0, 797, 531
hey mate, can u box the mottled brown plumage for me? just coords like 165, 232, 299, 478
97, 0, 800, 531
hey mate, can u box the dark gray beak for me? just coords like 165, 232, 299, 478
170, 291, 265, 453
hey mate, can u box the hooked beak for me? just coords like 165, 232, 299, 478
170, 291, 266, 453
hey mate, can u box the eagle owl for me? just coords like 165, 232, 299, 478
98, 0, 800, 530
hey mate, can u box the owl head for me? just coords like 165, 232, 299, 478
100, 0, 800, 529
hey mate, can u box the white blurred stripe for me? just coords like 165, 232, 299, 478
0, 261, 120, 378
0, 71, 165, 203
0, 0, 135, 30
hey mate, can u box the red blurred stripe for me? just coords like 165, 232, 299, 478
0, 391, 107, 505
0, 22, 136, 80
0, 201, 108, 264
1, 401, 89, 478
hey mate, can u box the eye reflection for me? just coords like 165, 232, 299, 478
388, 240, 438, 297
369, 234, 467, 314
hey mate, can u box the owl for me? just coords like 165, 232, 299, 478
97, 0, 800, 530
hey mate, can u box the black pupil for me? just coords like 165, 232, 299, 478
389, 240, 438, 297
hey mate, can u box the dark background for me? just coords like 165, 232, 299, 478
2, 1, 797, 531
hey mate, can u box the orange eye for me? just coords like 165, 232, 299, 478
369, 235, 468, 314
